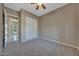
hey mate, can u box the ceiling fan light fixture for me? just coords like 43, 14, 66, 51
31, 3, 46, 10
37, 3, 42, 6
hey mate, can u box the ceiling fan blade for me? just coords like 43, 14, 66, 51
41, 4, 46, 9
36, 5, 39, 10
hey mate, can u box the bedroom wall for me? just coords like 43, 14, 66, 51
0, 4, 3, 50
39, 4, 78, 46
77, 4, 79, 47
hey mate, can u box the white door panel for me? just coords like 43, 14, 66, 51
26, 17, 38, 40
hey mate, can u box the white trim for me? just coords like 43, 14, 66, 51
6, 13, 19, 18
40, 36, 79, 50
4, 9, 19, 19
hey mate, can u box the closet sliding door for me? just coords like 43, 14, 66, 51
26, 17, 38, 41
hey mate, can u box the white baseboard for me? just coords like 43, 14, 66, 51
40, 36, 79, 50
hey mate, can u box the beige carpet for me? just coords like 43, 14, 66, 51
0, 38, 79, 56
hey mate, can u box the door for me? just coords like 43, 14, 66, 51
5, 16, 19, 43
26, 17, 38, 40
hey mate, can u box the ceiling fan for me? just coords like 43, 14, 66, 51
31, 3, 46, 10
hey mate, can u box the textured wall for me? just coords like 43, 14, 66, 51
39, 4, 78, 46
0, 4, 3, 50
77, 4, 79, 47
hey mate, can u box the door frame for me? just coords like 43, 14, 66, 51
3, 9, 20, 48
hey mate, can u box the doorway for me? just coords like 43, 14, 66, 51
4, 13, 19, 48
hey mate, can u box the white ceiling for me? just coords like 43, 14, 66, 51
4, 3, 67, 16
